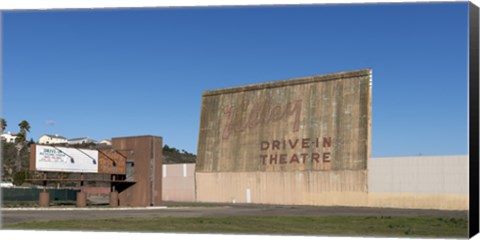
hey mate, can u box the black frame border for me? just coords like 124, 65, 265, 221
470, 1, 479, 238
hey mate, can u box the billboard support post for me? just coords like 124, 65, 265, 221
76, 192, 87, 207
80, 173, 84, 191
109, 191, 119, 207
42, 172, 47, 192
39, 191, 49, 207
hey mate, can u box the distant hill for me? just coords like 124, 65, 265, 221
162, 144, 196, 164
65, 142, 196, 164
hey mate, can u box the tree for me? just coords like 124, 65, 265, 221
2, 140, 31, 183
27, 138, 35, 147
15, 132, 25, 143
13, 171, 30, 186
1, 118, 6, 132
16, 120, 31, 143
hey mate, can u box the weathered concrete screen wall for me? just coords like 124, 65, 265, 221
368, 155, 468, 210
196, 69, 372, 206
162, 164, 195, 202
112, 136, 163, 207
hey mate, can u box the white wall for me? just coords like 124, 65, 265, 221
162, 164, 195, 202
368, 155, 468, 195
1, 133, 16, 143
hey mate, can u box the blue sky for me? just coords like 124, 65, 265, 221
2, 2, 469, 157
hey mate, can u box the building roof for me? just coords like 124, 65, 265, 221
68, 137, 88, 141
68, 137, 95, 141
41, 134, 67, 139
1, 132, 17, 136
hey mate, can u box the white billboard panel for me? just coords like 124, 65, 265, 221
35, 145, 99, 173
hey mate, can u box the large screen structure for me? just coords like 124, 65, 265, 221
195, 69, 372, 205
197, 68, 372, 173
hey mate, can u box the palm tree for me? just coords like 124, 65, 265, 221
1, 118, 6, 132
16, 120, 31, 143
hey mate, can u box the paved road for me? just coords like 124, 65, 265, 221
1, 202, 467, 226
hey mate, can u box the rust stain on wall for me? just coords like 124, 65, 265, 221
97, 149, 126, 175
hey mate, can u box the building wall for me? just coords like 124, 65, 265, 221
162, 164, 195, 202
196, 171, 367, 205
367, 155, 468, 210
112, 135, 163, 207
97, 149, 126, 175
195, 155, 468, 210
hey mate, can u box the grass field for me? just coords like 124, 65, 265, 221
5, 216, 468, 237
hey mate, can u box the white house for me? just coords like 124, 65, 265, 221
99, 139, 112, 145
1, 132, 17, 143
38, 134, 68, 145
0, 182, 14, 188
68, 137, 96, 145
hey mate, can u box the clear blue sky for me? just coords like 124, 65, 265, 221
2, 2, 469, 157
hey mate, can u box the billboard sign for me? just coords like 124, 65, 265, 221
35, 145, 99, 173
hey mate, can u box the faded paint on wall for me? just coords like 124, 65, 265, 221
196, 69, 372, 173
162, 163, 195, 202
195, 69, 372, 207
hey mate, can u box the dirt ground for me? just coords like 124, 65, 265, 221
1, 201, 468, 226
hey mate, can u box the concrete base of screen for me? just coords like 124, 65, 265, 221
195, 171, 468, 210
